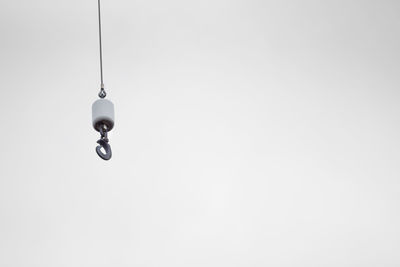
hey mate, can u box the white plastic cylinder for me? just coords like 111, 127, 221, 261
92, 99, 115, 132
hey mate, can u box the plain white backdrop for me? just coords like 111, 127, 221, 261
1, 0, 400, 266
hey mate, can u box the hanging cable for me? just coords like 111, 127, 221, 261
98, 0, 106, 98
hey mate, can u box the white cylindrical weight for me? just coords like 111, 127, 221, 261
92, 99, 115, 132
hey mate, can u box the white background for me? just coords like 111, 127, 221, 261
1, 0, 400, 266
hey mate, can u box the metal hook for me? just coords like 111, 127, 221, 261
96, 139, 112, 160
96, 124, 112, 160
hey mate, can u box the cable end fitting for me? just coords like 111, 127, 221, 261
99, 85, 107, 98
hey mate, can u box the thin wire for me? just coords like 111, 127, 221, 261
98, 0, 104, 90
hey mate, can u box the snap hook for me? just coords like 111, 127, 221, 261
96, 139, 112, 160
95, 124, 112, 160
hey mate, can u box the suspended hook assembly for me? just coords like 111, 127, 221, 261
91, 0, 115, 161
